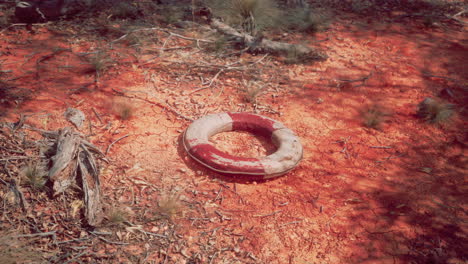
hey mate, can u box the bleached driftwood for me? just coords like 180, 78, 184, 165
210, 18, 328, 61
47, 126, 104, 226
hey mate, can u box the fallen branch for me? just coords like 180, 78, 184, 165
210, 18, 327, 61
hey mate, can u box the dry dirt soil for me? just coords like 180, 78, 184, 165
0, 2, 467, 264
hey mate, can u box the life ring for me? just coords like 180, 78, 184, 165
183, 112, 303, 179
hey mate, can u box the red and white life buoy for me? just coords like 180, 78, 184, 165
183, 112, 303, 179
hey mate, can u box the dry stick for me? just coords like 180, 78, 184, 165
35, 48, 72, 79
97, 236, 129, 245
338, 72, 373, 83
14, 231, 57, 239
1, 164, 29, 211
92, 108, 103, 124
197, 54, 268, 87
253, 210, 282, 218
106, 134, 130, 155
446, 9, 467, 25
0, 22, 50, 34
210, 18, 327, 60
0, 155, 46, 161
63, 251, 89, 264
280, 220, 302, 227
370, 146, 392, 149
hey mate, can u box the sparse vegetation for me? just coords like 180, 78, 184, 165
106, 207, 130, 225
158, 6, 185, 25
110, 1, 140, 19
209, 0, 281, 35
157, 194, 181, 219
284, 8, 331, 33
360, 104, 391, 130
240, 79, 265, 104
206, 35, 229, 53
85, 51, 113, 80
0, 232, 42, 264
417, 97, 454, 124
284, 46, 316, 64
113, 101, 134, 120
21, 163, 47, 190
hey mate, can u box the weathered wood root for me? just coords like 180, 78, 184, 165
210, 18, 328, 61
47, 127, 104, 226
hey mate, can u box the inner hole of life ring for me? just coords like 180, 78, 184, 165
209, 131, 277, 158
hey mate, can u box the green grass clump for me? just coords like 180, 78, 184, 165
417, 97, 454, 124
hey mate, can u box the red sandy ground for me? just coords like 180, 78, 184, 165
1, 8, 467, 264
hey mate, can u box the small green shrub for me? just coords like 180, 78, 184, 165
417, 97, 454, 124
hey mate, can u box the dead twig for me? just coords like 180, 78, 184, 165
92, 108, 103, 124
0, 22, 50, 34
253, 210, 282, 218
338, 72, 373, 83
106, 134, 130, 155
280, 220, 302, 227
14, 231, 57, 240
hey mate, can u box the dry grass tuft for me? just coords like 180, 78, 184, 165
0, 232, 43, 264
113, 101, 135, 120
209, 0, 280, 35
21, 163, 47, 190
284, 8, 332, 33
84, 51, 113, 80
360, 103, 392, 130
157, 194, 181, 219
417, 97, 454, 124
106, 206, 134, 225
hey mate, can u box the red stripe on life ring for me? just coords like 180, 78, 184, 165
189, 143, 265, 174
228, 112, 278, 137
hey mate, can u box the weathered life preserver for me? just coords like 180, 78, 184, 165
183, 112, 303, 179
